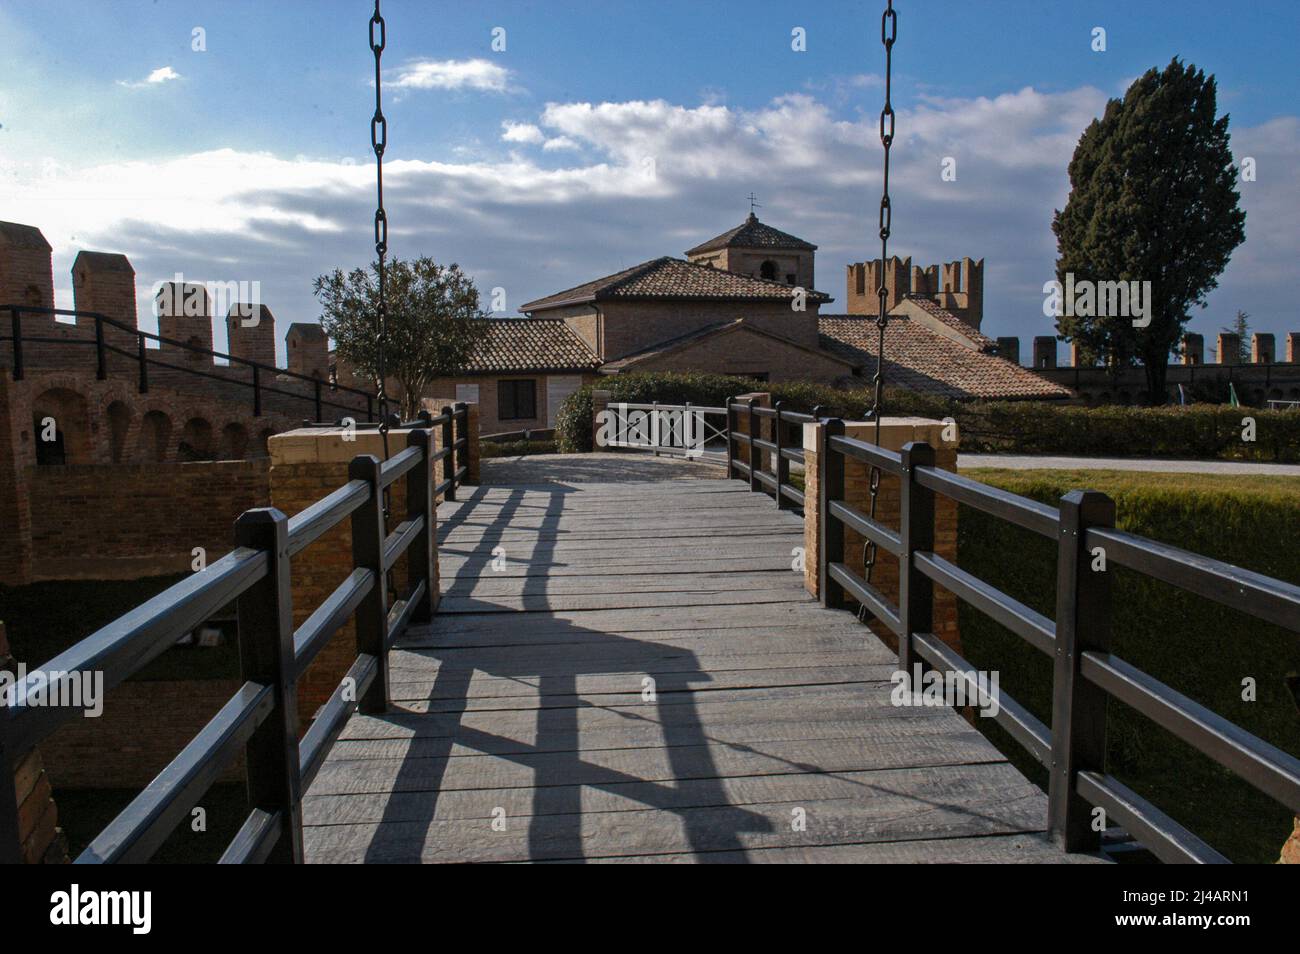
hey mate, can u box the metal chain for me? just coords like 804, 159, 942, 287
369, 0, 391, 466
862, 0, 896, 595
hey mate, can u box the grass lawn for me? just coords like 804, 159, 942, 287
956, 467, 1300, 863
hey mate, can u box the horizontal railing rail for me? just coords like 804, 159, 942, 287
0, 424, 447, 864
2, 304, 377, 421
599, 401, 727, 460
814, 416, 1300, 864
725, 398, 825, 512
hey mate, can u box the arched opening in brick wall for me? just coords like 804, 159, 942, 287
220, 422, 249, 460
759, 260, 778, 281
106, 400, 133, 463
140, 410, 172, 462
178, 417, 214, 461
32, 388, 90, 465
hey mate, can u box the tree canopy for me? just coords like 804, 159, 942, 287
1051, 58, 1246, 404
314, 257, 488, 419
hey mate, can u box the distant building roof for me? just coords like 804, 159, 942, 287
463, 318, 600, 373
685, 213, 817, 256
600, 318, 855, 374
898, 295, 996, 351
522, 256, 831, 312
819, 315, 1072, 401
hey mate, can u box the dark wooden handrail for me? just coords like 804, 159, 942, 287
0, 421, 464, 864
811, 416, 1300, 864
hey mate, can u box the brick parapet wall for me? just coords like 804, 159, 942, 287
27, 459, 270, 580
803, 417, 961, 653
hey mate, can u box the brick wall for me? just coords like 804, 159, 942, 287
39, 679, 245, 790
803, 417, 961, 653
631, 325, 851, 384
425, 373, 595, 436
27, 459, 270, 580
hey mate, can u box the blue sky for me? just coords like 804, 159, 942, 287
2, 1, 1297, 363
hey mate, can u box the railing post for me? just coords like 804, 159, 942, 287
314, 379, 322, 422
1048, 489, 1115, 853
819, 418, 845, 609
811, 404, 824, 422
136, 333, 149, 393
406, 428, 436, 622
683, 401, 691, 458
94, 315, 106, 380
349, 454, 390, 714
10, 307, 22, 381
454, 402, 469, 487
774, 402, 790, 509
725, 396, 736, 479
898, 441, 936, 676
747, 398, 760, 492
252, 365, 262, 417
366, 394, 374, 422
233, 507, 303, 864
441, 405, 456, 502
652, 400, 660, 457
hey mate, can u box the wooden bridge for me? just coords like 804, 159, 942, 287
300, 461, 1093, 863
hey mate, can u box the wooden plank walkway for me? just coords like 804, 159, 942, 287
303, 462, 1103, 863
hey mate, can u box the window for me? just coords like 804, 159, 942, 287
785, 273, 796, 285
498, 379, 537, 420
759, 260, 778, 281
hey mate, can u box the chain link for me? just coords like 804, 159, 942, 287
369, 0, 391, 469
863, 0, 896, 591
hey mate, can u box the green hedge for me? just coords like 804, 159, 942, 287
554, 371, 1300, 460
957, 470, 1300, 863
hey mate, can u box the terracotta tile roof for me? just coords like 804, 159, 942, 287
600, 318, 855, 374
901, 295, 997, 350
521, 256, 831, 311
463, 318, 600, 373
819, 315, 1072, 401
685, 213, 817, 256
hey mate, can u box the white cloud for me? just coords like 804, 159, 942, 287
6, 86, 1296, 351
391, 58, 511, 93
501, 121, 544, 143
542, 136, 580, 151
118, 66, 182, 89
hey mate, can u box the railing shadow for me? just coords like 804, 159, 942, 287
354, 481, 772, 862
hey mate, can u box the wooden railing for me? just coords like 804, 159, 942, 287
816, 418, 1300, 863
0, 418, 467, 863
2, 304, 377, 421
726, 398, 823, 511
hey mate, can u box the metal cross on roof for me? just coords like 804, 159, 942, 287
747, 192, 761, 215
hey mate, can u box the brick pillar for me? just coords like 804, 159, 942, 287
226, 303, 277, 369
1251, 333, 1275, 365
286, 323, 329, 379
268, 426, 439, 724
1033, 336, 1057, 369
1287, 333, 1300, 364
1182, 333, 1204, 365
1, 623, 70, 863
0, 375, 33, 584
1217, 332, 1241, 365
72, 250, 138, 375
803, 416, 961, 653
996, 336, 1020, 365
0, 222, 56, 370
155, 282, 213, 369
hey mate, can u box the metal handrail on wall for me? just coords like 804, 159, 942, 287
2, 304, 378, 422
0, 422, 468, 864
815, 417, 1300, 864
725, 398, 823, 512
